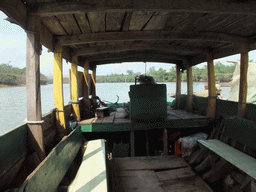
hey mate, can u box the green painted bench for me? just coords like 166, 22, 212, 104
68, 139, 109, 192
198, 117, 256, 183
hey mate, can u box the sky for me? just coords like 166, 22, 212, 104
1, 11, 256, 77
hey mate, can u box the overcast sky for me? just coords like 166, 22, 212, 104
1, 11, 256, 77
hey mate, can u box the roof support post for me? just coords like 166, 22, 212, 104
175, 64, 181, 109
83, 61, 90, 109
26, 16, 45, 161
71, 56, 81, 121
91, 65, 97, 105
187, 66, 193, 112
206, 52, 216, 118
53, 44, 66, 137
238, 44, 249, 118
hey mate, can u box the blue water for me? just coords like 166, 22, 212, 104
0, 82, 230, 135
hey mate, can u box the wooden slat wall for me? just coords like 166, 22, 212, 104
0, 124, 28, 191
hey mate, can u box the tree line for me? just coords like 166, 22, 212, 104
0, 63, 48, 85
97, 61, 236, 83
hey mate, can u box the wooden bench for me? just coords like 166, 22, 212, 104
198, 117, 256, 190
68, 139, 109, 192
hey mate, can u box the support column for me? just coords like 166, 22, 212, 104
206, 52, 216, 118
92, 65, 97, 97
53, 44, 66, 137
175, 64, 181, 109
176, 64, 181, 98
83, 61, 90, 109
187, 66, 193, 112
238, 44, 249, 118
71, 56, 81, 121
91, 65, 97, 105
163, 129, 168, 156
26, 16, 45, 161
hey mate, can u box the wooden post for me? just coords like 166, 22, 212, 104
92, 65, 97, 97
187, 66, 193, 112
238, 44, 249, 118
26, 16, 45, 161
53, 44, 66, 137
71, 56, 81, 121
206, 52, 216, 118
163, 129, 168, 156
175, 64, 181, 109
83, 61, 90, 109
130, 131, 135, 157
176, 64, 181, 98
91, 65, 97, 105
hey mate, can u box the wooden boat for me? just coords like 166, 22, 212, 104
1, 1, 256, 191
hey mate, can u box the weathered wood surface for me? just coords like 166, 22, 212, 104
26, 18, 45, 160
112, 156, 213, 192
18, 127, 83, 192
0, 124, 28, 191
68, 139, 108, 192
199, 139, 256, 180
113, 156, 187, 171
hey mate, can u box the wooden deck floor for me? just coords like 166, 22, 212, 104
111, 156, 213, 192
78, 107, 211, 132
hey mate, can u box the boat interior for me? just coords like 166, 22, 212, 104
1, 0, 256, 191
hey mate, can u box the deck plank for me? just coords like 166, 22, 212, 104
113, 170, 164, 192
156, 167, 195, 181
161, 176, 213, 192
113, 156, 188, 171
102, 112, 116, 124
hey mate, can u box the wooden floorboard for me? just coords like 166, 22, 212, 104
156, 167, 195, 181
113, 156, 188, 171
112, 156, 213, 192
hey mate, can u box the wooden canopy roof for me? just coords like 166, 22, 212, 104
2, 0, 256, 70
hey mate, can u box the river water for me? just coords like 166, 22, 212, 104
0, 82, 230, 135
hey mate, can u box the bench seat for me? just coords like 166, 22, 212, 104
68, 139, 108, 192
198, 139, 256, 180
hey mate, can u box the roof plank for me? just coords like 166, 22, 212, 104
144, 11, 169, 31
41, 16, 66, 35
87, 12, 105, 32
74, 13, 91, 33
30, 1, 256, 16
129, 11, 154, 30
56, 14, 81, 35
106, 12, 125, 31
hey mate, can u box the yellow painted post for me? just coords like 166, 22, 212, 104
71, 56, 81, 121
238, 44, 249, 118
187, 66, 193, 112
53, 44, 66, 137
206, 52, 216, 118
83, 61, 90, 109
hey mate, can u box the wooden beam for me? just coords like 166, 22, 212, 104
88, 57, 180, 66
26, 16, 45, 161
82, 51, 187, 63
53, 44, 66, 137
187, 66, 193, 112
83, 61, 90, 109
206, 52, 216, 118
58, 31, 250, 46
238, 44, 249, 118
30, 1, 256, 16
71, 56, 81, 121
0, 0, 27, 29
73, 43, 205, 56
